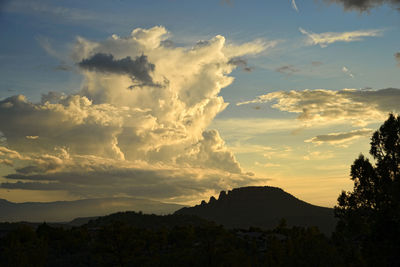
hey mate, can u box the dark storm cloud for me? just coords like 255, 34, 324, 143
324, 0, 400, 12
1, 181, 66, 190
16, 165, 50, 175
228, 57, 253, 72
79, 53, 156, 86
2, 167, 263, 199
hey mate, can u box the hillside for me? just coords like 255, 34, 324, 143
0, 197, 185, 223
85, 211, 213, 229
175, 186, 337, 234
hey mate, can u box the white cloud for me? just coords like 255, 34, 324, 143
299, 27, 382, 48
342, 66, 354, 78
0, 26, 271, 202
237, 88, 400, 126
291, 0, 299, 12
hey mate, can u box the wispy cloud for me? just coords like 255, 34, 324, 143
36, 36, 57, 57
342, 66, 354, 78
291, 0, 299, 12
237, 88, 400, 126
3, 0, 127, 27
395, 52, 400, 67
275, 64, 299, 75
255, 161, 281, 168
299, 27, 383, 47
303, 151, 334, 161
305, 128, 373, 146
311, 61, 323, 67
6, 0, 98, 22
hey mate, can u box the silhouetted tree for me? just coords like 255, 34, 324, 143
334, 114, 400, 266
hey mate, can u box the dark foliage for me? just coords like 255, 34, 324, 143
334, 114, 400, 266
0, 212, 342, 267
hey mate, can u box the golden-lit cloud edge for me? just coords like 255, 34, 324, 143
237, 88, 400, 127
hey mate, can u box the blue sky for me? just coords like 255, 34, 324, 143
1, 0, 399, 101
0, 0, 399, 206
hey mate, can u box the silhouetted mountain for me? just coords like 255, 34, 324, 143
175, 186, 337, 234
0, 197, 185, 223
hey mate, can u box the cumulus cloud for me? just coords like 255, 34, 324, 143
79, 53, 156, 87
275, 65, 299, 75
323, 0, 400, 12
299, 27, 382, 47
176, 130, 242, 174
395, 52, 400, 66
237, 88, 400, 126
305, 128, 373, 146
0, 26, 270, 203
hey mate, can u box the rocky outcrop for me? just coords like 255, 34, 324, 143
175, 186, 337, 235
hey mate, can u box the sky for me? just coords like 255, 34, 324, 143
0, 0, 399, 207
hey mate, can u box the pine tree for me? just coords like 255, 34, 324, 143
334, 114, 400, 266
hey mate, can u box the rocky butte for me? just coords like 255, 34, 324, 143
175, 186, 337, 235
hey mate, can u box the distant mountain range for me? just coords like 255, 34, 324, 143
1, 186, 337, 234
0, 197, 185, 223
175, 186, 337, 234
